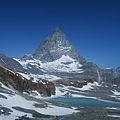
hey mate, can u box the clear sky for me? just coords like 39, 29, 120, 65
0, 0, 120, 68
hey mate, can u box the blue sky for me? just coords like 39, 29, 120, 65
0, 0, 120, 68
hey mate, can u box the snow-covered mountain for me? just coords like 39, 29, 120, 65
22, 27, 86, 64
0, 27, 116, 83
14, 27, 109, 82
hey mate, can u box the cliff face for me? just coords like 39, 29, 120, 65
0, 66, 55, 97
32, 27, 86, 64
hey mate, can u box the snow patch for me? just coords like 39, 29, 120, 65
17, 72, 61, 82
0, 92, 79, 119
112, 90, 120, 96
108, 115, 120, 118
40, 55, 83, 73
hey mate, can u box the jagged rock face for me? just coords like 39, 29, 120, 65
29, 27, 86, 65
0, 66, 55, 97
0, 53, 25, 72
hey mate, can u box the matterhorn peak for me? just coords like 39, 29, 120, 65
54, 26, 63, 34
21, 27, 86, 65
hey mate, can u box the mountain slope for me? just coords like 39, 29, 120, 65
16, 27, 114, 82
0, 53, 25, 72
21, 27, 86, 64
34, 26, 86, 64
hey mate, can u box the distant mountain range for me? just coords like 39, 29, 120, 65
104, 67, 120, 78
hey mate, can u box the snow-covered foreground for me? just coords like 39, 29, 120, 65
0, 82, 79, 120
0, 80, 104, 120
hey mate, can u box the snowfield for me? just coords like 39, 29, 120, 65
0, 82, 79, 120
14, 55, 84, 83
14, 55, 84, 73
40, 55, 83, 73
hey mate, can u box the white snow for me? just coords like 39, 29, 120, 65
110, 90, 120, 100
0, 92, 78, 115
15, 55, 84, 73
50, 82, 97, 99
1, 59, 5, 63
40, 55, 83, 73
0, 84, 79, 119
80, 82, 94, 91
105, 68, 112, 69
37, 74, 61, 81
63, 82, 94, 91
17, 72, 61, 82
108, 115, 120, 118
0, 65, 15, 74
0, 82, 15, 92
112, 90, 120, 96
54, 87, 68, 97
106, 107, 120, 110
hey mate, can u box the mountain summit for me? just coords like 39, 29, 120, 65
27, 27, 86, 64
54, 26, 64, 34
17, 27, 114, 82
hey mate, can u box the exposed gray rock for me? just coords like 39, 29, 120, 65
22, 27, 86, 65
0, 65, 55, 97
0, 94, 7, 99
0, 106, 12, 115
0, 53, 26, 72
12, 106, 52, 118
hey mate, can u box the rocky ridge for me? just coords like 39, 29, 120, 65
0, 65, 55, 97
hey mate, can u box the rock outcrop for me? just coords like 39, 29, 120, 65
0, 66, 55, 97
